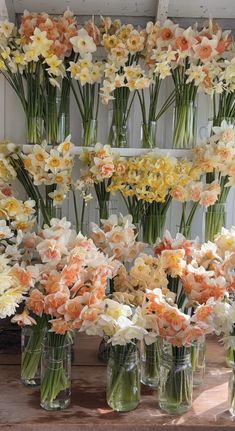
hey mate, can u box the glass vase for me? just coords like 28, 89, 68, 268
204, 203, 226, 242
108, 109, 129, 148
38, 197, 62, 227
142, 213, 166, 245
227, 346, 235, 368
21, 325, 46, 386
95, 199, 117, 225
81, 119, 98, 147
159, 343, 193, 414
228, 367, 235, 416
58, 79, 70, 142
40, 334, 71, 411
141, 338, 160, 388
191, 337, 206, 387
26, 116, 44, 145
173, 101, 197, 149
46, 81, 70, 145
141, 121, 157, 148
106, 343, 140, 412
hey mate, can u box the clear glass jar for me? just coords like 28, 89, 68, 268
141, 121, 157, 148
40, 334, 71, 411
204, 203, 226, 242
108, 107, 129, 148
95, 199, 117, 225
173, 101, 197, 149
227, 346, 235, 368
26, 116, 45, 145
141, 338, 160, 388
21, 325, 46, 386
229, 367, 235, 416
81, 119, 98, 147
159, 344, 193, 414
37, 198, 62, 227
191, 337, 206, 387
46, 81, 70, 145
106, 343, 140, 412
142, 213, 166, 245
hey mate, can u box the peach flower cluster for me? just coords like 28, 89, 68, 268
194, 121, 235, 184
19, 9, 78, 60
80, 143, 121, 184
139, 288, 215, 347
13, 218, 120, 334
90, 214, 144, 263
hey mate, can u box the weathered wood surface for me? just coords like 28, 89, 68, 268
0, 335, 234, 431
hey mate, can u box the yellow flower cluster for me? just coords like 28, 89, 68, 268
22, 136, 74, 205
108, 152, 201, 204
68, 58, 103, 86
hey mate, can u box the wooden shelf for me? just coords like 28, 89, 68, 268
0, 334, 233, 430
22, 145, 193, 158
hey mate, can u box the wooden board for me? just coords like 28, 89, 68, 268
0, 336, 234, 430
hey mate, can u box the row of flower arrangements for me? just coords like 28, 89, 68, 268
0, 11, 234, 148
2, 199, 235, 414
0, 119, 233, 246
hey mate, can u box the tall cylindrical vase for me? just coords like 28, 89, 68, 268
141, 338, 160, 387
141, 121, 157, 148
159, 343, 193, 414
46, 81, 70, 145
173, 101, 197, 149
229, 367, 235, 416
26, 116, 45, 145
81, 119, 98, 147
191, 336, 206, 387
40, 334, 71, 411
95, 200, 117, 225
142, 213, 166, 245
108, 108, 129, 148
106, 343, 140, 412
21, 325, 46, 386
204, 203, 226, 242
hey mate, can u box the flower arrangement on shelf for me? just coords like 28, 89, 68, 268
68, 19, 103, 147
16, 136, 74, 225
0, 10, 78, 144
193, 120, 235, 241
100, 19, 145, 147
108, 151, 203, 243
80, 143, 121, 221
155, 19, 233, 148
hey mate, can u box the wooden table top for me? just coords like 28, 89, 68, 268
0, 334, 234, 431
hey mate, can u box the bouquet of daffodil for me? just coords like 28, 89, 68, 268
193, 120, 235, 241
20, 136, 74, 224
150, 19, 232, 148
100, 19, 145, 147
68, 20, 103, 146
170, 160, 219, 238
12, 217, 119, 409
0, 10, 77, 145
90, 213, 144, 267
140, 287, 215, 413
80, 143, 121, 222
81, 297, 147, 411
109, 151, 201, 244
135, 21, 176, 148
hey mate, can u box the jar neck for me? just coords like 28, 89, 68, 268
161, 351, 191, 367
